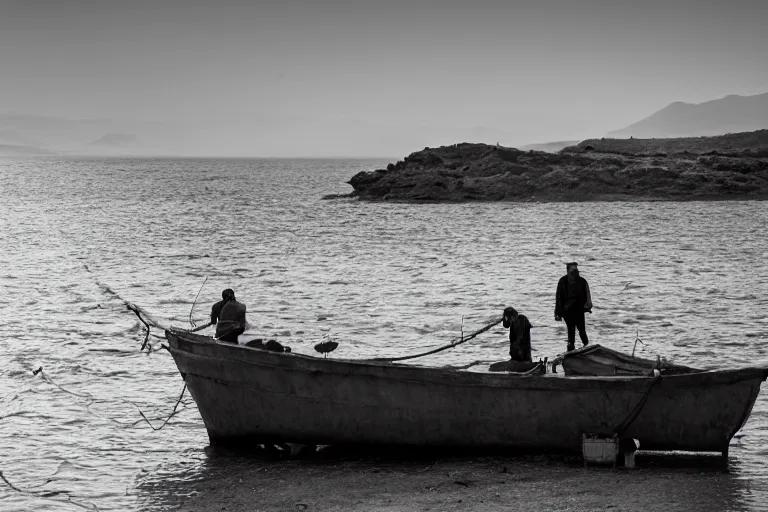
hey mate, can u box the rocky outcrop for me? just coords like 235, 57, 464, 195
565, 130, 768, 156
520, 140, 580, 153
346, 132, 768, 202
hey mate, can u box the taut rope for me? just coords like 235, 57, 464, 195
372, 317, 503, 362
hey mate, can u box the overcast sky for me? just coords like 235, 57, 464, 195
1, 0, 766, 156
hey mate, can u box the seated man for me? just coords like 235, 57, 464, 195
503, 306, 532, 362
211, 288, 247, 343
210, 289, 232, 326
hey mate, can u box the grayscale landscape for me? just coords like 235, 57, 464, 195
1, 1, 767, 512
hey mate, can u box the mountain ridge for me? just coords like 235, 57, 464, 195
608, 92, 768, 139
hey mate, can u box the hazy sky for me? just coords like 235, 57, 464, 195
1, 0, 766, 156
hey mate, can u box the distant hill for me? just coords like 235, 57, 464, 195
520, 140, 580, 153
608, 92, 768, 139
0, 113, 167, 155
0, 128, 40, 147
0, 113, 113, 152
90, 133, 138, 146
0, 144, 54, 156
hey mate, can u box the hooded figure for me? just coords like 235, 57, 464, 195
554, 262, 592, 351
503, 306, 532, 362
210, 289, 235, 325
211, 288, 247, 343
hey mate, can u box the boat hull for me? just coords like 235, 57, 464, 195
166, 330, 765, 453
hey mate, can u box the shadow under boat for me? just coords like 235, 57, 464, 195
202, 441, 743, 472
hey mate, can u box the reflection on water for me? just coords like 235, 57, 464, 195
1, 157, 767, 511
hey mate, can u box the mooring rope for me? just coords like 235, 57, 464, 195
84, 264, 213, 352
134, 383, 189, 431
0, 267, 203, 509
372, 317, 504, 362
0, 468, 100, 511
35, 368, 193, 431
84, 264, 170, 350
612, 374, 661, 435
37, 267, 198, 429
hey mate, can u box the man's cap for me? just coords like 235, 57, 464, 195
222, 288, 235, 299
566, 261, 579, 269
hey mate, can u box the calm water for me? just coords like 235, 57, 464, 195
1, 157, 767, 511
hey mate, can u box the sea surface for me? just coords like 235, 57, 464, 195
1, 157, 767, 511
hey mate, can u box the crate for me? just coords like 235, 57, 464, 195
582, 433, 619, 468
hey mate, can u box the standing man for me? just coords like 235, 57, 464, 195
503, 306, 532, 362
554, 262, 592, 352
211, 288, 247, 343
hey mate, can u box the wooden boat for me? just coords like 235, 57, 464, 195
166, 329, 766, 456
558, 344, 701, 377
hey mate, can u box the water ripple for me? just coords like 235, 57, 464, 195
1, 157, 767, 510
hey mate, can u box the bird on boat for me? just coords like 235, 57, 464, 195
314, 340, 338, 358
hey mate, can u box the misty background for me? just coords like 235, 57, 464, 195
1, 0, 766, 157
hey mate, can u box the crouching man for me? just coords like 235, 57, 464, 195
503, 306, 532, 362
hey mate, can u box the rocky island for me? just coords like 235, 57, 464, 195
347, 130, 768, 202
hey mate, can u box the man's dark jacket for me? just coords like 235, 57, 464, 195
555, 274, 593, 317
505, 314, 532, 362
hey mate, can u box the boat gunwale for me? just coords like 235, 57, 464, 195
166, 329, 768, 389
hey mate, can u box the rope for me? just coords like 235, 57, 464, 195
135, 383, 188, 430
189, 277, 208, 328
0, 469, 100, 511
190, 321, 213, 333
372, 317, 503, 362
37, 369, 192, 431
85, 264, 212, 350
612, 374, 661, 435
442, 359, 495, 370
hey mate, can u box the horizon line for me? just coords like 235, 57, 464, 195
0, 153, 403, 160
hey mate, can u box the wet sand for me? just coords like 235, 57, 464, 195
176, 448, 752, 512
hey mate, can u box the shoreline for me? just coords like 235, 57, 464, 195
174, 448, 752, 511
325, 192, 768, 203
